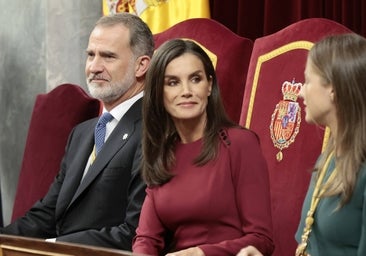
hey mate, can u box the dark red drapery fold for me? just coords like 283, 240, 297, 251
210, 0, 365, 40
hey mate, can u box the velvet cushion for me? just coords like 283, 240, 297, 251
154, 18, 253, 123
11, 84, 100, 221
239, 18, 351, 256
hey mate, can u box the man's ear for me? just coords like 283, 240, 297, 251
135, 56, 151, 78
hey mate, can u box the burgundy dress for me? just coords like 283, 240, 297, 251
133, 128, 274, 256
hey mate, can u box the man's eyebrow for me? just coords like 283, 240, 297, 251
85, 49, 118, 58
100, 50, 118, 57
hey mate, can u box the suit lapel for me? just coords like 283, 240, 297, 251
66, 99, 142, 209
55, 124, 95, 219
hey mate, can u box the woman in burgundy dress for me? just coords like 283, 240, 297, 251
133, 39, 274, 256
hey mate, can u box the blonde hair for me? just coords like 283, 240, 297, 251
309, 33, 366, 206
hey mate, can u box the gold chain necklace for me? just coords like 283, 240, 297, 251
295, 151, 336, 256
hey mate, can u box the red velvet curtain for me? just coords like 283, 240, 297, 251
210, 0, 366, 40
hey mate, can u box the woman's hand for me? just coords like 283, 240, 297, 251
166, 247, 205, 256
236, 246, 263, 256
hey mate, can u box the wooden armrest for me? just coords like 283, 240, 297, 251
0, 235, 144, 256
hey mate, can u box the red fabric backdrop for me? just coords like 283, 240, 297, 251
210, 0, 365, 39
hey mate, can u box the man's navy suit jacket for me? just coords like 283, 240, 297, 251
1, 99, 146, 250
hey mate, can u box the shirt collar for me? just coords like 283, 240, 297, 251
101, 91, 143, 121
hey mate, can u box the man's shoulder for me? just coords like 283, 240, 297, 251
124, 97, 143, 119
75, 117, 98, 129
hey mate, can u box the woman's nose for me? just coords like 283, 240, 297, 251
181, 82, 192, 96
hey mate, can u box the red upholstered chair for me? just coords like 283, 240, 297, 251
239, 18, 351, 256
11, 84, 100, 221
154, 18, 253, 123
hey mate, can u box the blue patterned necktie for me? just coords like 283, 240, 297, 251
94, 112, 113, 154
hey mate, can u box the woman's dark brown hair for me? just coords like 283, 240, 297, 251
142, 39, 237, 186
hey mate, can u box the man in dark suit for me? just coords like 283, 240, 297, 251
0, 12, 154, 250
